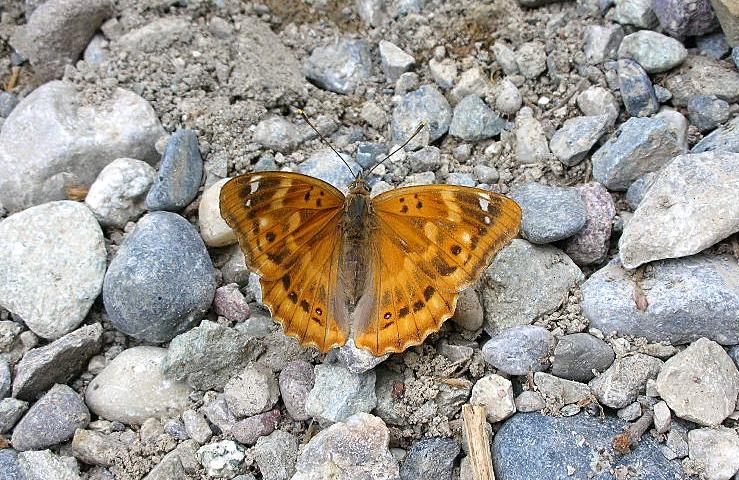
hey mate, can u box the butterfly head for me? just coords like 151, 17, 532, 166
348, 175, 370, 195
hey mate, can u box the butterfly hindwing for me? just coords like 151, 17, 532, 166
354, 185, 522, 355
220, 172, 350, 352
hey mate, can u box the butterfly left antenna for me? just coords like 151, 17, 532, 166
297, 109, 357, 179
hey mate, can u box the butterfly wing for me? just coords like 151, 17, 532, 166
220, 172, 350, 352
354, 185, 522, 355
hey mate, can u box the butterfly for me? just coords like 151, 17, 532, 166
219, 122, 521, 356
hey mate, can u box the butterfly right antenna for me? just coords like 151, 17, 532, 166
366, 121, 427, 176
298, 109, 357, 179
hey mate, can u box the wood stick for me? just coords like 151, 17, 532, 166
462, 404, 495, 480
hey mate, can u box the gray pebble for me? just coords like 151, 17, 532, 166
429, 58, 457, 90
692, 114, 739, 154
617, 59, 659, 117
449, 95, 505, 142
482, 325, 554, 376
378, 40, 415, 81
549, 115, 611, 166
551, 333, 615, 382
356, 143, 388, 169
515, 42, 546, 79
494, 79, 522, 115
408, 146, 441, 173
616, 402, 642, 421
583, 24, 624, 64
576, 86, 618, 124
253, 117, 300, 153
733, 46, 739, 68
687, 95, 730, 132
664, 55, 739, 107
254, 154, 278, 172
589, 353, 662, 409
305, 39, 372, 95
613, 0, 658, 28
514, 108, 550, 164
0, 359, 9, 399
146, 129, 203, 211
232, 410, 280, 446
0, 449, 24, 480
511, 183, 587, 244
654, 84, 672, 103
492, 42, 518, 76
624, 172, 657, 210
278, 360, 315, 421
305, 364, 376, 425
225, 364, 280, 418
696, 32, 730, 59
617, 31, 687, 73
400, 437, 460, 480
335, 338, 389, 374
202, 394, 238, 435
297, 149, 361, 193
253, 430, 299, 480
18, 450, 81, 480
71, 429, 125, 467
562, 182, 616, 266
182, 410, 213, 444
395, 72, 420, 95
446, 172, 475, 187
197, 440, 247, 478
0, 398, 29, 434
0, 91, 19, 118
392, 85, 452, 149
514, 391, 545, 412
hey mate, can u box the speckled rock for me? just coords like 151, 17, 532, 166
448, 95, 505, 141
583, 24, 624, 64
549, 115, 611, 166
613, 0, 658, 28
562, 182, 616, 265
665, 55, 739, 107
652, 0, 719, 38
297, 149, 361, 194
494, 79, 522, 115
18, 450, 81, 480
515, 42, 546, 79
688, 427, 739, 480
576, 86, 619, 124
146, 130, 203, 211
305, 39, 372, 95
85, 346, 193, 425
617, 59, 659, 117
253, 116, 300, 153
379, 40, 415, 81
533, 372, 591, 407
482, 325, 554, 376
0, 399, 29, 434
617, 31, 687, 73
199, 178, 237, 247
687, 95, 730, 132
224, 364, 280, 418
692, 114, 739, 154
181, 409, 213, 445
305, 364, 376, 425
624, 172, 657, 209
400, 437, 460, 480
0, 360, 9, 399
514, 108, 550, 164
232, 410, 280, 446
589, 353, 663, 409
0, 449, 24, 480
278, 360, 315, 421
197, 440, 247, 479
213, 284, 250, 323
711, 0, 739, 47
253, 430, 299, 480
551, 333, 615, 382
511, 183, 587, 244
103, 212, 217, 342
470, 374, 515, 423
0, 201, 105, 339
391, 85, 452, 149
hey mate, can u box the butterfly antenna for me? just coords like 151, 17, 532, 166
367, 121, 427, 176
298, 109, 356, 178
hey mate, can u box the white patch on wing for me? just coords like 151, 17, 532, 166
250, 181, 260, 193
479, 198, 490, 211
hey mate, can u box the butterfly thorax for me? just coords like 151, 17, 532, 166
342, 177, 374, 304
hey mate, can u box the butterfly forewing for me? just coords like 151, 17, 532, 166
219, 172, 350, 352
353, 185, 522, 355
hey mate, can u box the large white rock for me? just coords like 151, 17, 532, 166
0, 81, 165, 212
688, 427, 739, 480
198, 178, 237, 247
619, 151, 739, 268
85, 346, 192, 425
0, 201, 105, 339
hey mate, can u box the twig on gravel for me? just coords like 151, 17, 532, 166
613, 410, 654, 454
463, 404, 495, 480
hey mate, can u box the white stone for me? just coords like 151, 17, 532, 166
18, 450, 81, 480
470, 374, 515, 423
0, 201, 105, 339
688, 427, 739, 480
515, 42, 546, 79
449, 68, 489, 105
85, 158, 156, 228
653, 401, 671, 434
514, 108, 550, 164
576, 86, 619, 125
198, 178, 237, 247
378, 40, 415, 81
494, 79, 522, 115
85, 346, 193, 425
429, 58, 457, 90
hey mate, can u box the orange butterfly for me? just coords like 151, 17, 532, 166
220, 122, 521, 356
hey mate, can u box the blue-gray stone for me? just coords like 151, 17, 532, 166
0, 449, 25, 480
651, 0, 719, 38
510, 183, 587, 243
0, 359, 9, 399
392, 84, 452, 148
730, 345, 739, 368
653, 84, 672, 103
356, 142, 388, 169
592, 116, 683, 191
687, 95, 730, 132
696, 32, 730, 59
146, 129, 203, 211
448, 95, 505, 142
549, 115, 611, 166
624, 172, 657, 210
400, 437, 460, 480
446, 172, 475, 187
492, 412, 687, 480
11, 384, 90, 451
0, 91, 19, 118
583, 255, 739, 345
617, 59, 659, 117
103, 211, 217, 342
0, 399, 28, 434
692, 115, 739, 154
297, 149, 361, 193
482, 325, 554, 376
305, 39, 372, 95
551, 333, 615, 382
254, 154, 278, 172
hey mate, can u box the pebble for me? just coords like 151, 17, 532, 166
515, 42, 546, 79
692, 115, 739, 154
514, 391, 546, 412
305, 39, 372, 95
470, 374, 515, 422
305, 364, 376, 425
562, 182, 616, 265
449, 68, 489, 105
428, 58, 457, 90
472, 164, 499, 185
408, 146, 441, 173
10, 0, 114, 81
162, 320, 264, 391
202, 394, 238, 435
232, 410, 280, 446
450, 288, 484, 331
613, 0, 658, 28
617, 31, 687, 74
0, 398, 29, 434
583, 24, 624, 64
551, 333, 615, 382
278, 360, 315, 421
687, 95, 730, 132
511, 183, 587, 244
400, 437, 460, 480
213, 284, 250, 323
514, 108, 550, 164
297, 149, 361, 193
0, 449, 24, 480
653, 401, 671, 434
83, 32, 108, 65
0, 81, 164, 211
182, 409, 213, 444
576, 86, 619, 125
197, 440, 247, 478
144, 450, 186, 480
446, 172, 475, 187
482, 239, 583, 335
482, 325, 554, 376
71, 429, 124, 467
665, 426, 689, 460
0, 91, 19, 117
145, 129, 203, 211
224, 364, 280, 417
616, 59, 659, 117
12, 384, 90, 451
696, 32, 730, 59
253, 116, 300, 153
253, 430, 299, 480
199, 178, 238, 247
592, 116, 683, 191
494, 79, 522, 115
549, 115, 611, 166
533, 372, 591, 407
616, 402, 642, 421
624, 172, 657, 209
335, 338, 389, 374
687, 427, 739, 480
292, 413, 399, 480
492, 412, 685, 480
361, 102, 387, 130
356, 142, 388, 169
18, 450, 82, 480
103, 211, 216, 342
656, 338, 739, 426
589, 353, 663, 409
85, 346, 193, 425
0, 359, 9, 398
0, 320, 22, 352
665, 55, 739, 107
619, 151, 739, 268
448, 95, 505, 141
651, 0, 719, 38
492, 42, 519, 76
734, 46, 739, 68
12, 323, 103, 400
395, 72, 420, 95
391, 85, 452, 149
0, 201, 106, 339
378, 40, 415, 81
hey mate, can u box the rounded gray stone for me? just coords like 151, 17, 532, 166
549, 115, 611, 167
482, 325, 554, 376
687, 95, 730, 132
588, 353, 662, 409
305, 364, 376, 425
551, 333, 615, 382
448, 95, 504, 142
617, 31, 687, 74
391, 84, 452, 149
617, 59, 659, 117
305, 39, 372, 95
511, 183, 587, 244
400, 437, 460, 480
297, 149, 361, 193
146, 129, 203, 211
224, 364, 280, 418
253, 430, 299, 480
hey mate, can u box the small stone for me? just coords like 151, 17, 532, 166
450, 288, 484, 331
361, 102, 387, 130
562, 182, 616, 266
225, 364, 280, 418
482, 325, 554, 376
429, 58, 457, 90
12, 323, 103, 400
625, 172, 657, 209
0, 360, 9, 399
197, 440, 247, 479
0, 91, 19, 118
617, 59, 659, 117
656, 338, 739, 426
400, 437, 460, 480
232, 410, 280, 446
689, 427, 739, 480
85, 346, 193, 425
253, 430, 299, 480
449, 68, 490, 105
550, 115, 611, 166
305, 39, 372, 95
213, 284, 250, 323
12, 384, 90, 451
613, 0, 658, 28
494, 79, 522, 115
202, 394, 238, 435
182, 410, 213, 444
335, 338, 389, 374
616, 402, 642, 421
253, 117, 300, 153
511, 183, 587, 244
514, 108, 550, 164
0, 398, 29, 434
144, 450, 186, 480
447, 172, 475, 187
103, 212, 217, 342
391, 85, 452, 149
408, 146, 441, 173
653, 401, 671, 434
356, 143, 388, 169
18, 450, 81, 480
449, 95, 505, 141
470, 374, 515, 423
576, 86, 619, 125
666, 427, 689, 459
0, 202, 105, 339
305, 364, 376, 425
687, 95, 730, 132
551, 333, 615, 382
696, 32, 730, 59
0, 320, 23, 352
146, 129, 203, 211
472, 164, 499, 184
515, 391, 546, 412
395, 72, 420, 94
492, 42, 519, 76
278, 360, 315, 421
534, 372, 592, 406
298, 149, 361, 193
654, 85, 672, 103
584, 24, 624, 64
589, 353, 662, 409
692, 114, 739, 154
0, 449, 25, 480
85, 158, 156, 228
618, 31, 687, 74
356, 0, 386, 26
652, 0, 719, 38
379, 40, 415, 81
733, 46, 739, 67
665, 55, 739, 107
515, 42, 547, 79
71, 429, 124, 467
